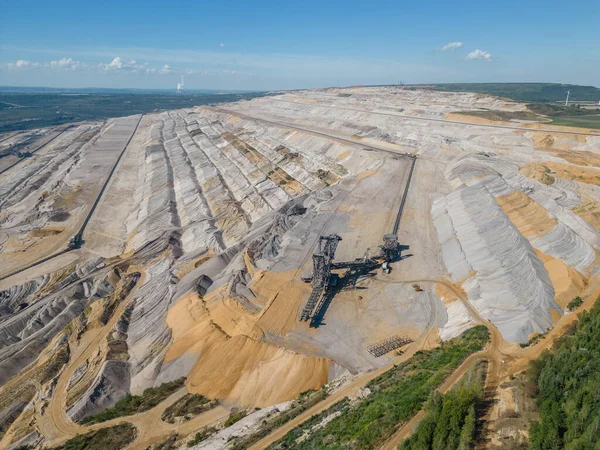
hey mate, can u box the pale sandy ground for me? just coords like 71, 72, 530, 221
83, 116, 151, 259
1, 86, 600, 449
0, 128, 61, 172
0, 116, 140, 277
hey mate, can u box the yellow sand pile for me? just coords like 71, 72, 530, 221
445, 112, 500, 125
165, 292, 330, 408
523, 122, 599, 135
436, 283, 459, 306
521, 162, 600, 187
534, 250, 586, 310
254, 271, 313, 337
496, 190, 557, 238
572, 197, 600, 231
529, 131, 588, 152
495, 190, 586, 311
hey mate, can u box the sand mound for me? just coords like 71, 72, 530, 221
522, 162, 600, 187
165, 293, 330, 408
187, 334, 329, 407
444, 112, 500, 125
496, 190, 557, 238
255, 271, 313, 337
572, 197, 600, 231
28, 227, 64, 238
529, 131, 588, 152
534, 250, 586, 310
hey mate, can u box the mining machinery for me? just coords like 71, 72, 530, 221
300, 234, 341, 321
300, 233, 400, 325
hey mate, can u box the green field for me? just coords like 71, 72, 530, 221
422, 83, 600, 103
548, 115, 600, 130
431, 84, 600, 130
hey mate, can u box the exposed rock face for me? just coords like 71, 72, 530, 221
0, 277, 49, 318
127, 258, 177, 394
0, 259, 113, 385
67, 360, 131, 422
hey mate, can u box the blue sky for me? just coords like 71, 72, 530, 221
1, 0, 598, 90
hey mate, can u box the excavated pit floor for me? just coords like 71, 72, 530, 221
1, 86, 600, 449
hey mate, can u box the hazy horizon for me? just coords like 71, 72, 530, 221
1, 0, 598, 91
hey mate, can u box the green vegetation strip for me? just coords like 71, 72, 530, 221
454, 104, 600, 131
268, 326, 490, 450
49, 423, 137, 450
567, 296, 584, 311
425, 83, 600, 104
161, 393, 218, 423
187, 427, 218, 448
400, 359, 487, 450
80, 378, 185, 425
224, 410, 248, 427
549, 115, 600, 130
454, 110, 541, 122
528, 297, 600, 449
229, 388, 329, 450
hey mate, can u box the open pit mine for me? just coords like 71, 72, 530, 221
1, 86, 600, 450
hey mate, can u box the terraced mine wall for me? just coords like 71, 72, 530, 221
2, 86, 600, 450
0, 115, 142, 281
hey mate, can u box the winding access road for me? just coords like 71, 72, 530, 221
14, 265, 230, 450
375, 277, 505, 450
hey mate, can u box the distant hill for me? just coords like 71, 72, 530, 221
418, 83, 600, 103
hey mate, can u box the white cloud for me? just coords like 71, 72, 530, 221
101, 57, 148, 72
106, 56, 124, 69
160, 64, 173, 74
439, 42, 463, 51
49, 57, 83, 70
7, 57, 85, 70
465, 49, 492, 61
220, 43, 225, 47
17, 60, 36, 68
1, 45, 453, 89
6, 59, 40, 69
5, 55, 167, 73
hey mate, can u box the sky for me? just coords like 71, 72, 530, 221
0, 0, 598, 91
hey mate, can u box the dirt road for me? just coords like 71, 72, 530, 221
246, 286, 441, 450
17, 266, 229, 450
375, 277, 504, 450
378, 278, 600, 449
247, 276, 505, 450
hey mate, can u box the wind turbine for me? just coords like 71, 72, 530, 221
565, 90, 570, 106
